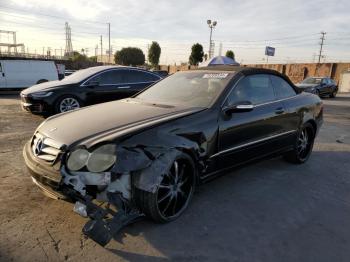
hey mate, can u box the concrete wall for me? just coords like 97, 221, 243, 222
158, 62, 350, 85
246, 63, 336, 83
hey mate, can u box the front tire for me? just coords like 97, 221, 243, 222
55, 95, 82, 113
284, 123, 315, 164
134, 153, 196, 223
330, 91, 337, 98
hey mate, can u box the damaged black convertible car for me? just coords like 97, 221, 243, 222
23, 66, 323, 246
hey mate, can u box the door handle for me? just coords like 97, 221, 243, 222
119, 86, 130, 89
275, 107, 284, 115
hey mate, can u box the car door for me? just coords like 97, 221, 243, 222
84, 69, 126, 104
123, 69, 161, 96
326, 78, 336, 94
319, 78, 329, 95
217, 74, 289, 169
270, 75, 299, 147
0, 61, 7, 88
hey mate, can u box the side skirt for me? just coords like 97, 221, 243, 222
199, 146, 294, 184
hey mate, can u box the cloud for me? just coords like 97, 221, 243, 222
2, 0, 350, 63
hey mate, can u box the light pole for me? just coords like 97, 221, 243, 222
207, 19, 217, 59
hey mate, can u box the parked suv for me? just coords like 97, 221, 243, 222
296, 77, 338, 98
20, 66, 162, 115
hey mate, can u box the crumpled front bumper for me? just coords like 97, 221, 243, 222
23, 141, 69, 200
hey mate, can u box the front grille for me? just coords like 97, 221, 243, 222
31, 133, 64, 164
30, 104, 44, 112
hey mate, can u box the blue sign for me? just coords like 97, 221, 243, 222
265, 46, 275, 56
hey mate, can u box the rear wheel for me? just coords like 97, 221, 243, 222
134, 153, 196, 223
284, 123, 315, 164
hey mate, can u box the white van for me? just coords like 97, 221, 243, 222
0, 60, 59, 90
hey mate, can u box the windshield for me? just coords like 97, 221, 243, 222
135, 71, 235, 107
60, 67, 105, 83
301, 77, 322, 84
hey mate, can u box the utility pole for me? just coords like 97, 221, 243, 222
100, 35, 103, 64
108, 23, 111, 64
318, 31, 326, 64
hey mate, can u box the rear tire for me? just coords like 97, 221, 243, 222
284, 123, 315, 164
134, 153, 196, 223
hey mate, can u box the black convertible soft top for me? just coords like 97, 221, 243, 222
196, 66, 300, 93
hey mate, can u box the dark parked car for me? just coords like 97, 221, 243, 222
23, 67, 323, 246
296, 77, 338, 98
20, 66, 162, 114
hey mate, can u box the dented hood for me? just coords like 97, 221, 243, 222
37, 99, 204, 146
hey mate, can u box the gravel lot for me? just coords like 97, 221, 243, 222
0, 94, 349, 262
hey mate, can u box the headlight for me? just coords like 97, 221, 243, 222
87, 144, 116, 172
31, 91, 53, 98
67, 148, 89, 171
66, 144, 116, 173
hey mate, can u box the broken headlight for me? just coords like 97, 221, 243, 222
67, 144, 117, 172
67, 148, 89, 171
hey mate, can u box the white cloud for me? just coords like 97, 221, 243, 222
2, 0, 350, 63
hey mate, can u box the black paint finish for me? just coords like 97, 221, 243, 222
20, 66, 162, 114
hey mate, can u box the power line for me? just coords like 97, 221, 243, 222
0, 4, 106, 24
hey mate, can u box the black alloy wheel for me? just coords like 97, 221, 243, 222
156, 159, 194, 219
284, 123, 315, 164
134, 153, 196, 223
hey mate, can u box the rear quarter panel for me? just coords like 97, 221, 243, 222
282, 92, 323, 134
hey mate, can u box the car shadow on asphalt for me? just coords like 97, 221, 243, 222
105, 151, 350, 261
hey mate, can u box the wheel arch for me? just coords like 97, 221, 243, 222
305, 119, 317, 136
36, 79, 48, 84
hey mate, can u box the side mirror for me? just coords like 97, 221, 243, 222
85, 80, 99, 87
222, 101, 254, 115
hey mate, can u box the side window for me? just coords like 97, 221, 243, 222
87, 70, 124, 85
227, 74, 275, 105
124, 70, 160, 83
270, 75, 296, 99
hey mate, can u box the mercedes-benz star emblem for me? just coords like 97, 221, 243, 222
34, 138, 44, 156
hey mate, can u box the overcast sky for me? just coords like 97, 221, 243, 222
1, 0, 350, 64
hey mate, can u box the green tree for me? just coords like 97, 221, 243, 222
225, 50, 235, 60
114, 47, 145, 66
89, 56, 97, 62
204, 53, 208, 61
148, 41, 161, 67
70, 51, 88, 62
189, 43, 204, 65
